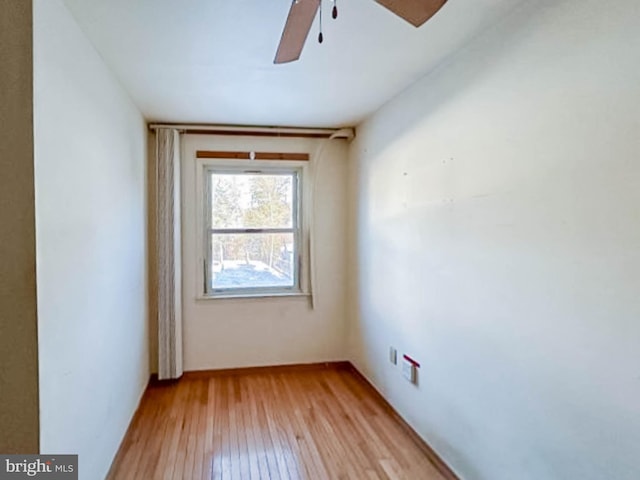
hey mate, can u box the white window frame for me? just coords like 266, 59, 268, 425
197, 160, 307, 299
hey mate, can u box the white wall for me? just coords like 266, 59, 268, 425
0, 0, 39, 454
348, 0, 640, 479
34, 0, 148, 478
179, 134, 348, 371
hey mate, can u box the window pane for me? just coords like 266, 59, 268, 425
210, 233, 295, 290
211, 173, 294, 229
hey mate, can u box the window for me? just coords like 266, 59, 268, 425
203, 166, 302, 297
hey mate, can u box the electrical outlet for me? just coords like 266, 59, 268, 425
401, 354, 420, 385
389, 346, 397, 365
402, 358, 417, 384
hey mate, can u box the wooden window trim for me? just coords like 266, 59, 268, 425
196, 151, 309, 161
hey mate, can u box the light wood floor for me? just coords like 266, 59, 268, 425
108, 363, 451, 480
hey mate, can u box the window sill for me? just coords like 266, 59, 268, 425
196, 292, 311, 301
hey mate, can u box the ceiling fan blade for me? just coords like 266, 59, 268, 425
373, 0, 447, 27
274, 0, 321, 64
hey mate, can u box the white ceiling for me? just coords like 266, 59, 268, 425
63, 0, 520, 127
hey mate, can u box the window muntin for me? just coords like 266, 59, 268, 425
204, 168, 301, 296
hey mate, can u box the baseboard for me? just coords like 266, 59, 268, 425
149, 360, 351, 382
347, 363, 460, 480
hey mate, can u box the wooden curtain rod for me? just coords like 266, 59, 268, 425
149, 124, 355, 140
188, 129, 331, 139
196, 150, 309, 161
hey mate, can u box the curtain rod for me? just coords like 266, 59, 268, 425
148, 123, 355, 141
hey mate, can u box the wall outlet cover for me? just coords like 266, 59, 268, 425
402, 359, 417, 384
389, 346, 397, 365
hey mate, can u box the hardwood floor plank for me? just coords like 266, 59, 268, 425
256, 375, 290, 480
136, 387, 172, 480
190, 379, 207, 480
150, 384, 180, 480
108, 365, 452, 480
282, 373, 332, 479
246, 375, 271, 479
264, 375, 301, 480
232, 377, 251, 480
237, 378, 260, 480
203, 378, 215, 479
227, 377, 243, 480
266, 374, 305, 480
219, 377, 233, 480
211, 378, 224, 480
171, 377, 196, 480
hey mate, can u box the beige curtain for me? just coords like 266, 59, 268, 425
156, 128, 183, 380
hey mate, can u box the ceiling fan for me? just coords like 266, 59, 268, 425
274, 0, 448, 64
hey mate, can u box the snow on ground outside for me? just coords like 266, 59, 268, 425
212, 260, 292, 288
